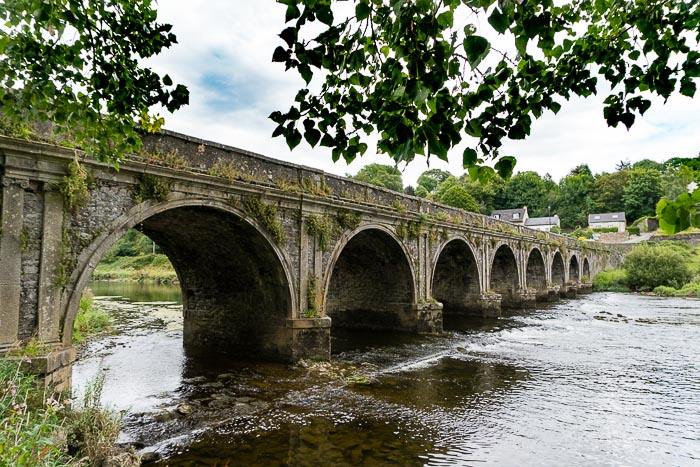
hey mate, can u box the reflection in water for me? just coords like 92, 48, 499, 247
73, 286, 700, 466
89, 281, 182, 304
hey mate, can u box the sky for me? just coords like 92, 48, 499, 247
145, 1, 700, 186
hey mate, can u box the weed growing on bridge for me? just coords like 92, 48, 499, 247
391, 199, 407, 213
140, 146, 187, 168
305, 274, 319, 318
209, 160, 260, 184
19, 225, 29, 253
133, 173, 170, 203
336, 209, 362, 231
0, 115, 32, 139
301, 176, 332, 197
306, 214, 334, 251
57, 156, 91, 212
243, 197, 285, 245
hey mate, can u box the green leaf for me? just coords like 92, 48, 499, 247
286, 4, 301, 22
463, 147, 478, 168
488, 8, 509, 34
494, 156, 516, 179
356, 2, 371, 21
272, 46, 289, 63
463, 35, 490, 69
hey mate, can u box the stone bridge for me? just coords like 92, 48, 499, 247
0, 132, 618, 390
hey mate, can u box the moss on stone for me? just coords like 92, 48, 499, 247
243, 197, 285, 245
336, 208, 362, 231
57, 156, 90, 212
133, 173, 170, 203
306, 214, 333, 252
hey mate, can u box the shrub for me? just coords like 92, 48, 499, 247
0, 360, 69, 465
592, 268, 628, 292
623, 243, 693, 291
66, 373, 122, 463
73, 290, 112, 345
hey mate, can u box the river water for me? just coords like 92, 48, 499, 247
73, 283, 700, 466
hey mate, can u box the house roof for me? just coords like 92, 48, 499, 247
491, 207, 527, 219
588, 212, 626, 223
525, 215, 560, 227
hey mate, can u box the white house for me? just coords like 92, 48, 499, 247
588, 212, 626, 232
525, 215, 561, 232
491, 206, 528, 225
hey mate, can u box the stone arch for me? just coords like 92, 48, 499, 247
431, 238, 481, 316
526, 247, 547, 292
582, 257, 591, 280
551, 251, 566, 286
489, 244, 520, 307
62, 197, 296, 359
569, 255, 580, 282
323, 225, 417, 331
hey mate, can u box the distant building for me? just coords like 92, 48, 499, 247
525, 215, 560, 232
491, 206, 528, 225
588, 212, 626, 232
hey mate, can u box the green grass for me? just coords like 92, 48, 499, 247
93, 253, 177, 284
73, 291, 112, 345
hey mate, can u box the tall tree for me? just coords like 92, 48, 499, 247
556, 171, 594, 228
623, 169, 663, 222
416, 169, 452, 195
460, 174, 506, 214
591, 170, 631, 213
349, 163, 403, 191
496, 171, 555, 217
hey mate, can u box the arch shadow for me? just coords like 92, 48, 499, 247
431, 238, 481, 316
323, 225, 417, 331
62, 198, 296, 360
490, 244, 520, 308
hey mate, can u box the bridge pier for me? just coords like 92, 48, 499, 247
537, 285, 561, 302
560, 284, 578, 299
515, 289, 537, 309
285, 318, 331, 361
577, 282, 593, 294
477, 292, 502, 318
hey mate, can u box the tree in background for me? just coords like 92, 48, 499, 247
632, 159, 666, 172
416, 169, 452, 196
623, 169, 663, 222
591, 170, 631, 214
440, 185, 480, 213
460, 174, 506, 214
556, 168, 594, 228
349, 163, 403, 191
495, 171, 556, 217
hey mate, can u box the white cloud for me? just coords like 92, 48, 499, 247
146, 2, 700, 185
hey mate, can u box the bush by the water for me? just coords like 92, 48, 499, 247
592, 268, 628, 292
73, 290, 112, 345
623, 242, 695, 291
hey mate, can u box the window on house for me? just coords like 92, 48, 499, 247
493, 214, 500, 219
594, 215, 601, 220
612, 215, 618, 219
513, 213, 520, 219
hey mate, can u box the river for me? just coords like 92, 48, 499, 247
73, 283, 700, 466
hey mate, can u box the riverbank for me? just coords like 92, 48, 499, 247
594, 241, 700, 297
93, 254, 177, 284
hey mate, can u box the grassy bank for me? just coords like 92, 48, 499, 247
593, 242, 700, 297
0, 360, 131, 466
93, 253, 177, 284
